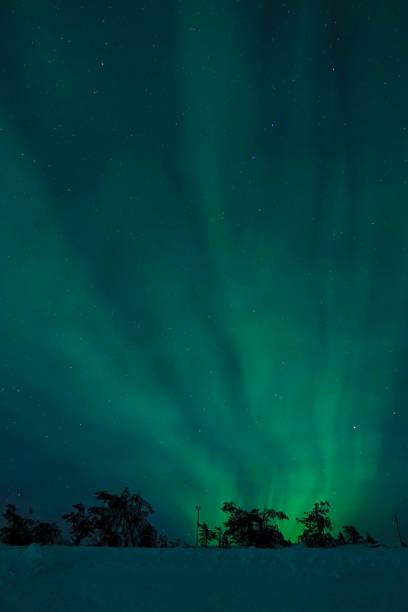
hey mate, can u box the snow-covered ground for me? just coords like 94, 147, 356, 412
0, 542, 406, 611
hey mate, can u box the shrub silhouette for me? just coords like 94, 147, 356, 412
221, 502, 290, 548
213, 525, 231, 548
0, 504, 62, 546
365, 533, 378, 545
158, 534, 169, 548
90, 487, 156, 547
169, 538, 181, 547
335, 531, 347, 546
221, 532, 231, 548
296, 501, 335, 547
62, 486, 157, 547
198, 523, 217, 546
343, 525, 363, 544
0, 504, 36, 545
31, 520, 62, 545
138, 522, 157, 548
214, 526, 222, 547
336, 527, 378, 547
157, 534, 180, 547
62, 503, 94, 546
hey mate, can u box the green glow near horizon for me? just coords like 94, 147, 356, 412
1, 1, 408, 544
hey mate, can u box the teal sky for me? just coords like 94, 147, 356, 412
1, 0, 408, 545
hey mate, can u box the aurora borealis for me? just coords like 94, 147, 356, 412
1, 0, 408, 545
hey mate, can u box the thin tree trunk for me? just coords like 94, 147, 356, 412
394, 514, 407, 547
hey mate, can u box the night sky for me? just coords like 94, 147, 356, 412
1, 0, 408, 545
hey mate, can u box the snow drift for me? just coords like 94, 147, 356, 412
0, 542, 406, 611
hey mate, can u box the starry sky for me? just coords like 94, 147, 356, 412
1, 0, 408, 545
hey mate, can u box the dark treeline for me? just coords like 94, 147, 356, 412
196, 500, 381, 549
0, 487, 180, 548
0, 487, 400, 549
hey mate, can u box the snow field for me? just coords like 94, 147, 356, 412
0, 543, 406, 612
